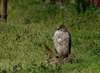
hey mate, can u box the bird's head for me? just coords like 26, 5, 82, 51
57, 24, 67, 32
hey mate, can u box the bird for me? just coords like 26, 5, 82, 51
53, 25, 71, 59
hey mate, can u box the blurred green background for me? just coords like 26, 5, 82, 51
0, 0, 100, 73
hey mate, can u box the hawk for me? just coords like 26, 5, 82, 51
53, 25, 71, 58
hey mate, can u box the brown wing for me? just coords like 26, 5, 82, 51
68, 32, 71, 54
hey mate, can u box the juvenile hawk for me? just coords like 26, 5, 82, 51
53, 25, 71, 58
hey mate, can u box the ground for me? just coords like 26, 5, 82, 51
0, 0, 100, 73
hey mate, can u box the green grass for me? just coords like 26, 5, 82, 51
0, 0, 100, 73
